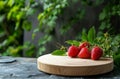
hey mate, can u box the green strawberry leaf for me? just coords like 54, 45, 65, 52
65, 40, 80, 46
51, 50, 66, 56
87, 26, 96, 43
81, 29, 88, 41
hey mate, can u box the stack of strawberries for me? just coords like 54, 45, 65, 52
67, 42, 103, 60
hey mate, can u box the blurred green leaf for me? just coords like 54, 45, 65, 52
7, 0, 14, 7
87, 26, 95, 43
38, 35, 52, 46
11, 6, 19, 12
0, 15, 5, 23
38, 13, 44, 20
0, 32, 5, 38
7, 11, 12, 20
99, 10, 106, 21
22, 21, 32, 31
24, 45, 35, 57
81, 29, 87, 41
38, 46, 46, 56
26, 8, 35, 16
51, 50, 66, 56
15, 21, 20, 30
66, 40, 80, 46
33, 28, 39, 33
114, 53, 120, 67
0, 1, 5, 10
16, 12, 25, 21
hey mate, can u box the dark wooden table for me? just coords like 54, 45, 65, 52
0, 56, 120, 79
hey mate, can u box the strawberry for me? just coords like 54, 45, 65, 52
77, 47, 91, 59
79, 42, 90, 50
67, 45, 79, 58
91, 46, 103, 60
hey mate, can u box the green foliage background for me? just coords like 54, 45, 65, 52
0, 0, 120, 58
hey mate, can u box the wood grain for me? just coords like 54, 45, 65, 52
37, 54, 113, 76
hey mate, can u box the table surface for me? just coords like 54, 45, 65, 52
0, 56, 120, 79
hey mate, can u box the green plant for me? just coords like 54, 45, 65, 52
0, 0, 36, 56
35, 0, 68, 56
51, 27, 120, 66
35, 0, 93, 56
0, 0, 120, 58
99, 0, 120, 34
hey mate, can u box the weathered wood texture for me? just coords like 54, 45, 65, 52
0, 56, 120, 79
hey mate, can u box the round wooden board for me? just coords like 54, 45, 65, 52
37, 54, 113, 76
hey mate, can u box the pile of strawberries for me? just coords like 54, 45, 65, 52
67, 42, 103, 60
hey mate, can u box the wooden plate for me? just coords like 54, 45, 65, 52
37, 54, 113, 76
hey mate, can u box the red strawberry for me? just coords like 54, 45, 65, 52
77, 47, 91, 59
91, 46, 103, 60
79, 42, 90, 50
67, 46, 79, 58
